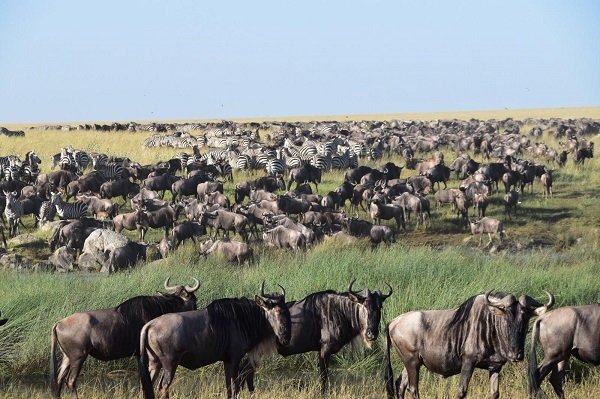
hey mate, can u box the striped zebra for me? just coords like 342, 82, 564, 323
51, 192, 88, 220
265, 158, 285, 176
331, 152, 357, 170
94, 162, 125, 181
230, 154, 253, 172
37, 200, 56, 226
348, 141, 368, 158
91, 153, 109, 169
310, 154, 331, 171
59, 146, 75, 170
21, 151, 41, 183
2, 157, 22, 181
3, 191, 23, 237
73, 150, 91, 171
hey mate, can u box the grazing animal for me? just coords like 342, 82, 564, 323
241, 280, 392, 394
50, 278, 200, 399
528, 304, 600, 399
469, 217, 505, 247
370, 225, 395, 249
198, 238, 254, 265
138, 283, 291, 399
385, 291, 554, 399
262, 225, 306, 251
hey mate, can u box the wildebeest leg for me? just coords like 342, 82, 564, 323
318, 351, 331, 395
396, 368, 409, 399
238, 358, 256, 393
489, 368, 500, 399
548, 360, 568, 399
223, 360, 241, 399
65, 357, 85, 399
55, 356, 71, 398
456, 361, 476, 399
159, 363, 176, 399
405, 361, 421, 399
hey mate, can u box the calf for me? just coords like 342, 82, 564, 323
470, 217, 505, 247
473, 193, 489, 218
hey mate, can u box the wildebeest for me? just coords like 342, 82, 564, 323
50, 278, 200, 399
370, 198, 405, 231
99, 178, 140, 203
503, 190, 520, 220
198, 238, 254, 265
287, 164, 322, 192
385, 291, 554, 399
198, 209, 249, 240
263, 225, 306, 251
469, 217, 505, 247
528, 303, 600, 399
171, 221, 206, 248
138, 282, 291, 399
136, 204, 182, 240
143, 173, 180, 198
540, 171, 553, 198
370, 225, 395, 249
241, 280, 393, 394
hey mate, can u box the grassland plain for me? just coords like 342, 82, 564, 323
0, 107, 599, 398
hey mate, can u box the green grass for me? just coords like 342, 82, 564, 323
0, 109, 599, 397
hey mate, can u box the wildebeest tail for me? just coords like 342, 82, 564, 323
139, 324, 155, 399
50, 323, 59, 398
528, 318, 541, 397
384, 324, 395, 399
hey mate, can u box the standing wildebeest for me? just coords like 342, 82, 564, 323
99, 178, 140, 203
469, 217, 505, 247
370, 225, 395, 249
138, 283, 291, 399
136, 204, 182, 240
503, 190, 520, 220
198, 209, 249, 240
540, 171, 553, 198
287, 164, 322, 192
528, 303, 599, 399
241, 280, 393, 394
385, 291, 554, 399
50, 278, 200, 399
263, 225, 306, 251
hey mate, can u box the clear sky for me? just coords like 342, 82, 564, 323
0, 1, 598, 123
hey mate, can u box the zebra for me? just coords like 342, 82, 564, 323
73, 150, 91, 171
50, 192, 88, 220
3, 191, 23, 237
231, 154, 253, 172
310, 154, 331, 171
94, 162, 125, 181
37, 200, 56, 226
90, 153, 110, 169
2, 158, 22, 181
265, 158, 285, 176
21, 151, 41, 183
331, 152, 356, 170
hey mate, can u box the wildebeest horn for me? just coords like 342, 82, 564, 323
534, 291, 555, 315
347, 278, 357, 294
164, 276, 177, 292
185, 277, 200, 293
260, 280, 266, 297
380, 282, 393, 299
483, 291, 505, 310
277, 284, 286, 298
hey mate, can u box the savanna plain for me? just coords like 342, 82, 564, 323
0, 107, 599, 398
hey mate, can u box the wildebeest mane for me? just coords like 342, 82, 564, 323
116, 294, 189, 330
449, 292, 507, 328
207, 298, 272, 348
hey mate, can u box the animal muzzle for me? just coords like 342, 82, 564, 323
508, 351, 524, 362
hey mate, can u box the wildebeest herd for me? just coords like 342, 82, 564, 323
0, 116, 598, 397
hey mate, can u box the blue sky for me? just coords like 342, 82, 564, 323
0, 1, 598, 122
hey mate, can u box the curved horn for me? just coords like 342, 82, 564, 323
277, 284, 286, 298
347, 278, 357, 293
260, 280, 266, 297
483, 291, 505, 310
185, 277, 200, 293
381, 282, 393, 299
164, 276, 177, 292
534, 291, 555, 315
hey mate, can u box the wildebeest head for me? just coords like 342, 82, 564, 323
346, 279, 393, 343
162, 276, 201, 310
483, 291, 554, 361
255, 281, 291, 346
